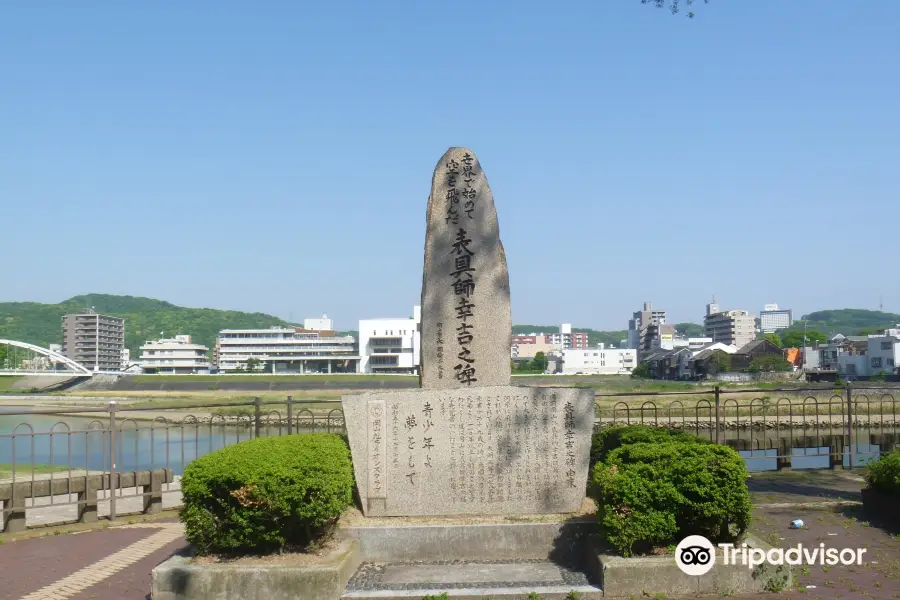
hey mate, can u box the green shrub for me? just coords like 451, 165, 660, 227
592, 441, 750, 556
590, 424, 711, 468
866, 449, 900, 495
180, 433, 354, 556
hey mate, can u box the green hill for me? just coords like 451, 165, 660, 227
790, 309, 900, 336
0, 294, 291, 358
674, 322, 705, 337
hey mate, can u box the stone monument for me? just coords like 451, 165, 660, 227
342, 147, 594, 518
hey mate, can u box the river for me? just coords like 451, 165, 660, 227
0, 408, 282, 475
1, 409, 896, 475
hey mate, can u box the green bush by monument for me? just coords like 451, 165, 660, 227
590, 424, 711, 468
866, 448, 900, 495
180, 433, 354, 556
591, 439, 751, 556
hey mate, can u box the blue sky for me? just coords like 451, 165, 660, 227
2, 1, 898, 331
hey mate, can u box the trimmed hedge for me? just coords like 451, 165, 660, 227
590, 424, 711, 468
180, 433, 354, 556
866, 448, 900, 495
591, 439, 751, 556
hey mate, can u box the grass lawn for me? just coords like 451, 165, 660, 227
122, 395, 340, 417
0, 463, 72, 479
0, 375, 24, 392
128, 374, 415, 384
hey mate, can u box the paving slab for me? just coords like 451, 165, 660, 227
726, 504, 900, 600
748, 469, 865, 505
380, 562, 566, 585
345, 559, 597, 595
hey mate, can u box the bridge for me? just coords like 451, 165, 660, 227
0, 339, 94, 376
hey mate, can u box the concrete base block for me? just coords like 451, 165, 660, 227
342, 585, 603, 599
590, 535, 792, 598
150, 538, 361, 600
340, 519, 595, 563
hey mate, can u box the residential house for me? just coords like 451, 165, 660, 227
838, 326, 900, 379
731, 339, 784, 371
688, 348, 733, 379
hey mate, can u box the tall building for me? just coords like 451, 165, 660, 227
627, 302, 668, 350
139, 335, 210, 374
61, 310, 125, 371
760, 303, 793, 334
214, 325, 358, 373
358, 306, 421, 374
704, 305, 756, 349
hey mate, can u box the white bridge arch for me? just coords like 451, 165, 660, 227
0, 339, 93, 375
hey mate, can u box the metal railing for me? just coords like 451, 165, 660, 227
594, 384, 899, 472
2, 384, 899, 533
0, 397, 345, 532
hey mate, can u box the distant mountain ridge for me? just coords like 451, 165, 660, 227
0, 294, 291, 358
1, 295, 895, 360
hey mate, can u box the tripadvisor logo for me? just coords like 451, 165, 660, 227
675, 536, 868, 576
676, 536, 716, 576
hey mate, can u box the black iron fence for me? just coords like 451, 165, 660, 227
593, 385, 899, 472
0, 397, 344, 533
1, 386, 898, 532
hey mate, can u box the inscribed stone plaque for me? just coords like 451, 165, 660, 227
419, 147, 512, 389
367, 399, 387, 499
341, 386, 594, 517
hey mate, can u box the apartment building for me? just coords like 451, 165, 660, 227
627, 302, 668, 350
214, 326, 358, 373
139, 335, 210, 374
704, 304, 756, 349
562, 345, 637, 375
512, 324, 588, 358
547, 324, 589, 350
510, 335, 557, 359
358, 306, 421, 374
61, 311, 125, 371
760, 303, 793, 334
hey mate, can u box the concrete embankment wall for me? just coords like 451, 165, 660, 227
70, 375, 421, 393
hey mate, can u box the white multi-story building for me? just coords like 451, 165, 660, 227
838, 326, 900, 378
139, 335, 210, 374
358, 307, 421, 374
760, 303, 793, 334
562, 345, 637, 375
215, 326, 358, 373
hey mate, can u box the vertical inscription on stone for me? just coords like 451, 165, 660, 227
436, 322, 444, 380
367, 400, 386, 499
564, 401, 577, 489
344, 387, 594, 517
451, 228, 477, 386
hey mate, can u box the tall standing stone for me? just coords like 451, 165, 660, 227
419, 147, 512, 389
341, 147, 595, 518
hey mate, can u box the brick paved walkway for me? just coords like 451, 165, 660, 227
0, 520, 186, 600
